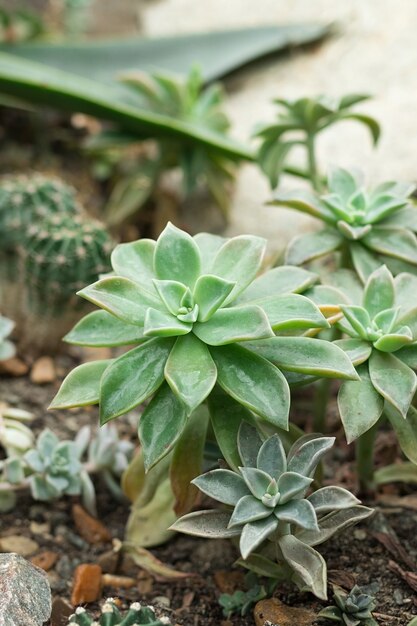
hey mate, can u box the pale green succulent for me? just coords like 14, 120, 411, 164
319, 585, 378, 626
50, 222, 357, 473
0, 403, 34, 457
273, 167, 417, 281
0, 315, 15, 361
68, 599, 170, 625
172, 424, 372, 600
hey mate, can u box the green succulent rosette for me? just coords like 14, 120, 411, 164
272, 167, 417, 281
319, 585, 378, 626
50, 223, 357, 470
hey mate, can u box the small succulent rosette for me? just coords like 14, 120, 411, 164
172, 424, 373, 600
319, 584, 378, 626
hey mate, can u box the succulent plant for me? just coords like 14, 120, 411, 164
0, 315, 15, 361
50, 222, 358, 473
172, 424, 372, 600
218, 572, 273, 618
68, 599, 170, 625
0, 8, 44, 43
0, 403, 34, 457
272, 167, 417, 281
255, 96, 379, 190
319, 585, 378, 625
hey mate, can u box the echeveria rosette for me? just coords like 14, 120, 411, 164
50, 223, 358, 470
319, 585, 378, 626
172, 424, 372, 600
272, 167, 417, 281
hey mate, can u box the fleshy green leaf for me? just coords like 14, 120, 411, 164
153, 279, 189, 315
363, 265, 395, 318
278, 534, 327, 599
350, 243, 381, 283
271, 188, 335, 223
275, 499, 318, 530
154, 222, 201, 288
239, 266, 318, 302
193, 232, 226, 273
78, 276, 161, 325
208, 387, 256, 472
363, 227, 417, 265
307, 486, 360, 513
339, 305, 372, 339
328, 167, 358, 202
193, 469, 249, 506
337, 364, 384, 443
170, 510, 240, 538
240, 516, 279, 559
193, 305, 273, 345
193, 274, 235, 322
64, 310, 145, 346
100, 338, 173, 423
228, 495, 271, 527
238, 421, 264, 469
287, 435, 335, 477
111, 239, 156, 292
278, 472, 313, 503
165, 334, 217, 410
211, 235, 266, 304
239, 467, 271, 498
285, 230, 342, 266
332, 339, 372, 366
296, 506, 374, 547
139, 383, 189, 470
385, 404, 417, 465
373, 328, 413, 352
247, 336, 359, 379
368, 350, 417, 417
256, 435, 287, 479
144, 308, 192, 337
49, 360, 112, 409
250, 294, 329, 331
395, 344, 417, 369
210, 344, 290, 429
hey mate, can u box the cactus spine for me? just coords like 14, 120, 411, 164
68, 599, 171, 625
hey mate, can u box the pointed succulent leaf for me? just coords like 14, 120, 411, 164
272, 188, 336, 223
170, 510, 240, 538
193, 305, 273, 345
99, 338, 173, 423
285, 229, 343, 266
339, 305, 372, 339
78, 276, 162, 325
192, 469, 249, 506
252, 294, 329, 331
367, 195, 409, 224
385, 404, 417, 465
153, 279, 189, 315
235, 553, 288, 579
275, 499, 319, 531
278, 534, 327, 599
111, 239, 156, 292
237, 421, 264, 469
239, 516, 279, 559
49, 360, 112, 409
144, 307, 192, 337
165, 334, 217, 410
333, 339, 372, 366
208, 388, 256, 472
248, 336, 359, 379
278, 472, 313, 504
328, 167, 359, 202
318, 606, 343, 621
211, 235, 266, 304
64, 310, 145, 347
154, 222, 201, 288
239, 467, 272, 499
369, 350, 417, 417
36, 429, 59, 460
350, 243, 381, 283
373, 307, 399, 333
307, 486, 360, 513
338, 364, 384, 443
239, 266, 318, 303
363, 227, 417, 264
210, 344, 290, 429
193, 274, 235, 321
394, 272, 417, 314
337, 221, 371, 241
139, 383, 189, 470
396, 344, 417, 369
382, 206, 417, 230
373, 328, 413, 352
363, 265, 395, 318
256, 435, 287, 479
287, 435, 335, 477
228, 495, 272, 527
193, 232, 226, 273
296, 506, 374, 547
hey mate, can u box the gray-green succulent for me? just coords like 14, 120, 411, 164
273, 167, 417, 281
0, 315, 15, 361
68, 599, 170, 625
172, 424, 372, 600
319, 585, 378, 626
0, 403, 34, 456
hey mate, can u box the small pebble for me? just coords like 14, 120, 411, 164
71, 563, 102, 606
0, 535, 39, 557
30, 357, 56, 384
354, 529, 367, 540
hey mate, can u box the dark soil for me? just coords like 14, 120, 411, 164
1, 372, 417, 626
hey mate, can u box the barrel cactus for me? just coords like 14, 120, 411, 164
68, 599, 171, 625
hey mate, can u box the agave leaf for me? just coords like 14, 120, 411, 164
49, 360, 112, 409
385, 404, 417, 465
240, 516, 279, 559
139, 383, 189, 470
208, 387, 256, 472
278, 534, 327, 599
170, 405, 209, 516
337, 364, 384, 443
193, 274, 235, 322
193, 305, 273, 345
256, 435, 287, 479
165, 334, 217, 410
170, 509, 239, 538
296, 505, 374, 547
285, 229, 343, 266
307, 486, 360, 513
229, 495, 272, 527
64, 310, 145, 347
210, 344, 290, 429
111, 239, 156, 291
368, 351, 417, 417
363, 265, 395, 318
100, 338, 173, 423
193, 468, 249, 506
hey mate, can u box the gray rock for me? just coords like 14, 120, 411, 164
0, 553, 51, 626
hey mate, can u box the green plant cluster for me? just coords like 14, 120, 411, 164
68, 599, 170, 625
0, 8, 44, 43
319, 585, 378, 625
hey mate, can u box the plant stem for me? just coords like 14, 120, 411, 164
306, 134, 321, 192
356, 423, 378, 493
313, 378, 332, 433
